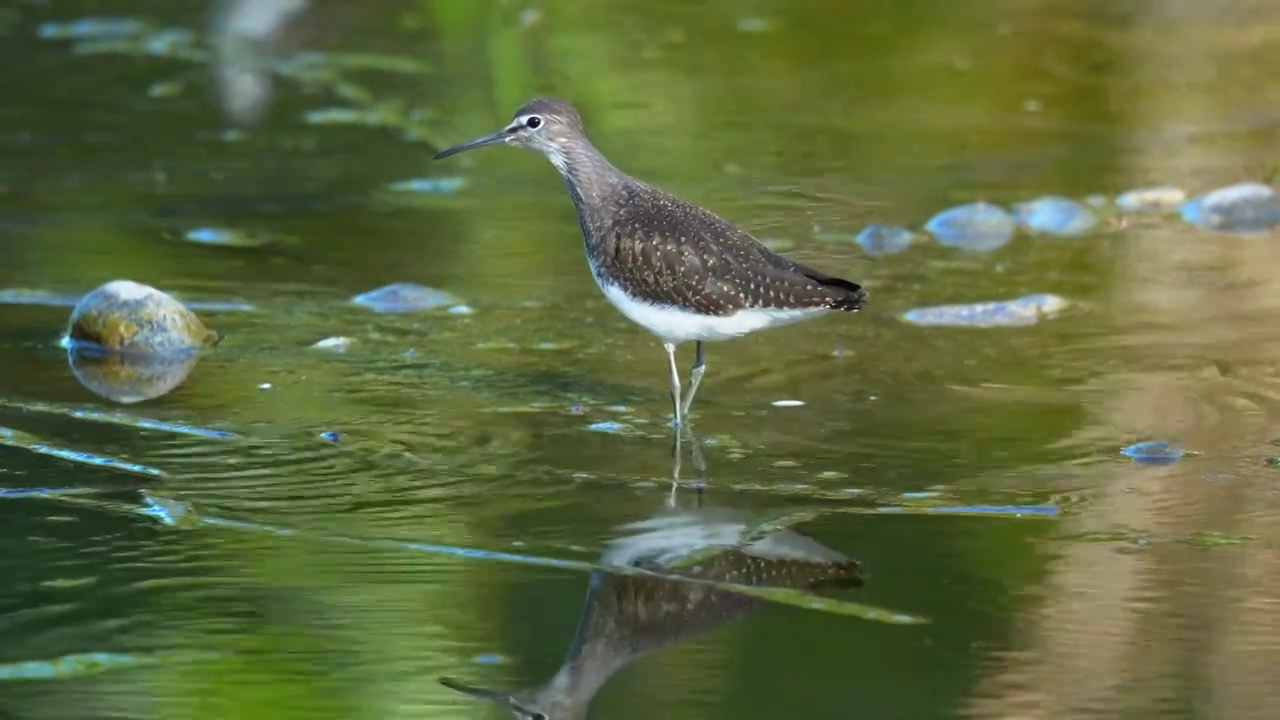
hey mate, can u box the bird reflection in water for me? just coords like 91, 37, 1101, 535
442, 431, 863, 719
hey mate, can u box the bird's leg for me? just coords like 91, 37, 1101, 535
667, 420, 708, 507
679, 341, 705, 420
667, 424, 682, 508
663, 342, 683, 428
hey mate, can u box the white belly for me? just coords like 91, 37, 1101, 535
591, 269, 827, 344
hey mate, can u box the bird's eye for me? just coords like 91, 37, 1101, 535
525, 116, 542, 129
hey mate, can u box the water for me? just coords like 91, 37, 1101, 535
4, 0, 1280, 718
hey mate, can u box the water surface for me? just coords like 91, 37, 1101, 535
4, 1, 1280, 718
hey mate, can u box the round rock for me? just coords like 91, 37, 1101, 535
1181, 182, 1280, 233
1013, 196, 1099, 237
1115, 186, 1186, 214
853, 225, 915, 256
352, 282, 460, 313
1120, 440, 1183, 466
924, 202, 1016, 252
182, 226, 281, 248
900, 293, 1069, 328
67, 280, 219, 353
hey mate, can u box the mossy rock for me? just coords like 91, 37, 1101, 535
67, 280, 220, 354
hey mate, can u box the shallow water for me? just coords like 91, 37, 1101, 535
5, 1, 1280, 718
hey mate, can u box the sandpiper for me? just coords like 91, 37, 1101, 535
434, 98, 866, 426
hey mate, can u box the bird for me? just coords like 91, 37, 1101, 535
433, 98, 866, 427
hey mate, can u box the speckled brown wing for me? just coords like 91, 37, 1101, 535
589, 184, 866, 316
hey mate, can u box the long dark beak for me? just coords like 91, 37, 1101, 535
439, 677, 540, 716
432, 129, 508, 160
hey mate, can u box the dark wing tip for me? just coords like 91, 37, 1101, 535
803, 271, 866, 312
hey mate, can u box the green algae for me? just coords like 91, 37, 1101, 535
67, 280, 219, 353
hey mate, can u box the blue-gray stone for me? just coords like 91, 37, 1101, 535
900, 293, 1069, 328
1013, 196, 1099, 237
853, 225, 914, 256
182, 227, 274, 247
470, 653, 508, 665
923, 202, 1016, 252
352, 283, 459, 313
311, 336, 355, 352
1120, 441, 1183, 466
37, 17, 147, 40
587, 421, 631, 434
1181, 182, 1280, 233
1115, 186, 1186, 213
386, 177, 467, 194
185, 228, 226, 244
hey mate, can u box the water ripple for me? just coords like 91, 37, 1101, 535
0, 398, 237, 439
0, 426, 163, 478
134, 493, 927, 625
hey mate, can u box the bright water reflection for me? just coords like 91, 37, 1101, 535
4, 0, 1280, 718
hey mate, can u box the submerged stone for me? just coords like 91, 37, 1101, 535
1115, 186, 1186, 213
1181, 182, 1280, 233
37, 17, 147, 40
385, 177, 467, 194
587, 421, 634, 434
303, 107, 393, 128
68, 27, 205, 62
923, 201, 1016, 252
1120, 440, 1183, 466
182, 227, 279, 248
1013, 196, 1099, 237
67, 280, 219, 354
0, 651, 147, 680
351, 283, 459, 313
311, 336, 355, 352
853, 225, 914, 256
901, 293, 1069, 328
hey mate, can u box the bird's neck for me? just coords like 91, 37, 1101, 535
547, 141, 625, 244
